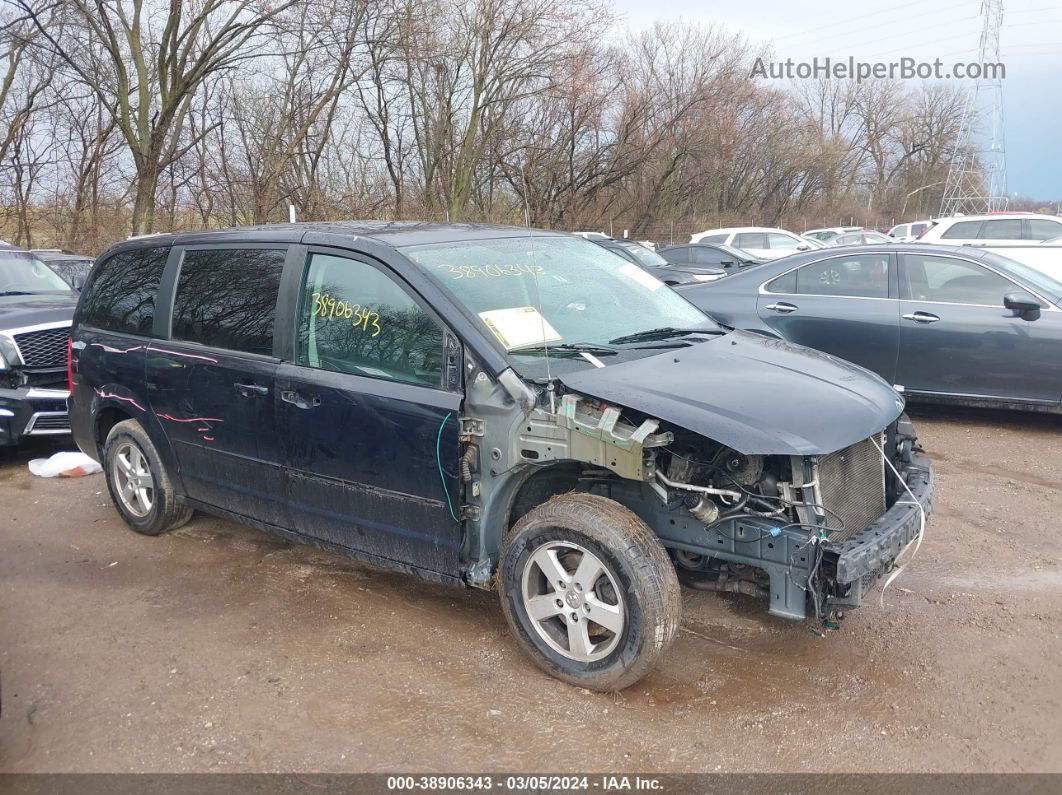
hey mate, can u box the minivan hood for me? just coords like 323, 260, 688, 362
0, 293, 77, 331
559, 330, 903, 456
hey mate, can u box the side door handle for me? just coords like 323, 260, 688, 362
765, 301, 798, 314
902, 311, 941, 324
280, 389, 321, 409
234, 382, 269, 397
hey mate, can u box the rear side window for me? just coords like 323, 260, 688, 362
888, 225, 907, 237
735, 233, 767, 249
661, 247, 690, 263
699, 234, 728, 244
911, 223, 929, 237
171, 248, 285, 355
296, 253, 444, 387
79, 247, 168, 335
940, 220, 983, 239
794, 254, 889, 298
981, 219, 1023, 239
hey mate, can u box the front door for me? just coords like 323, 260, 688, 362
146, 246, 289, 526
278, 250, 463, 577
756, 252, 900, 384
896, 252, 1062, 405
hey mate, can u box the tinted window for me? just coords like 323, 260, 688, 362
765, 269, 797, 293
794, 254, 889, 298
904, 255, 1018, 305
691, 247, 725, 265
297, 253, 443, 387
171, 248, 285, 355
79, 247, 167, 335
911, 223, 929, 237
888, 225, 907, 238
1028, 219, 1062, 240
940, 220, 983, 239
699, 234, 728, 244
767, 233, 801, 250
735, 233, 767, 249
660, 246, 689, 264
981, 219, 1023, 240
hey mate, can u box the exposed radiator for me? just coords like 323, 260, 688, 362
817, 433, 886, 543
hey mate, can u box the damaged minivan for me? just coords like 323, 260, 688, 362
68, 223, 933, 690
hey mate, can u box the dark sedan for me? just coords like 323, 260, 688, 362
678, 243, 1062, 412
589, 238, 726, 285
658, 243, 767, 273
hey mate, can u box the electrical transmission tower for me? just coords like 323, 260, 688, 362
940, 0, 1008, 216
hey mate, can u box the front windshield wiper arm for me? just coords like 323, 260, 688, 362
608, 327, 722, 345
0, 291, 35, 296
510, 342, 619, 356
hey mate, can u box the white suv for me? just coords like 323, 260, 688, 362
689, 227, 811, 260
887, 220, 933, 242
918, 213, 1062, 246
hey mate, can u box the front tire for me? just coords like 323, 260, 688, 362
103, 419, 193, 536
499, 493, 681, 691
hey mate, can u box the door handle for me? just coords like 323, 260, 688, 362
280, 389, 321, 409
234, 382, 269, 397
765, 301, 797, 314
902, 311, 941, 324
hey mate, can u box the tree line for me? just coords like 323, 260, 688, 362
1, 0, 980, 253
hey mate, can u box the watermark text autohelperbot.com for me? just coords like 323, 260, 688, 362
752, 56, 1006, 82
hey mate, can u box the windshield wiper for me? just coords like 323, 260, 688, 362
608, 327, 722, 345
510, 342, 618, 356
0, 291, 34, 296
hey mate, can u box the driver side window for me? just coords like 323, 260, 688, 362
296, 253, 444, 387
902, 255, 1019, 306
786, 254, 889, 298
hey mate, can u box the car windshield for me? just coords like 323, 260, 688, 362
615, 241, 668, 267
981, 251, 1062, 302
0, 250, 73, 294
407, 236, 719, 373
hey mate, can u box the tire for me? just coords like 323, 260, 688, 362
498, 492, 682, 691
103, 419, 193, 536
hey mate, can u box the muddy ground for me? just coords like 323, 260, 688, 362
1, 406, 1060, 773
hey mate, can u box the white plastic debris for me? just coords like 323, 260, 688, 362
28, 451, 102, 478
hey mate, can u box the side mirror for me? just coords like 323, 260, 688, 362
1004, 291, 1041, 321
796, 243, 810, 251
719, 259, 736, 267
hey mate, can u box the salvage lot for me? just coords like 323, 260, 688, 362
1, 407, 1061, 773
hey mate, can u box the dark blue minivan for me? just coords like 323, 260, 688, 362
69, 222, 933, 690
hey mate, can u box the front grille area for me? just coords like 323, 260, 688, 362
13, 327, 70, 368
818, 433, 886, 543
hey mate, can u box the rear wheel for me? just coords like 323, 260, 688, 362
499, 493, 681, 691
104, 420, 192, 536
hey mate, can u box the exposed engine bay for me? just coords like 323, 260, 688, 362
462, 371, 932, 627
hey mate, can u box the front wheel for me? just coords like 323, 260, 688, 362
498, 493, 682, 691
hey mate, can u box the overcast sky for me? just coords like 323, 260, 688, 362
611, 0, 1062, 201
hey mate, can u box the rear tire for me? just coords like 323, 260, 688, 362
499, 493, 681, 691
103, 419, 193, 536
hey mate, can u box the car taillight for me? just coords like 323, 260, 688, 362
67, 337, 74, 391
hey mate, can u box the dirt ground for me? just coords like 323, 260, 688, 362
1, 406, 1061, 774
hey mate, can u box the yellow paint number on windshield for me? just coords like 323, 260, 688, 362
440, 264, 544, 279
312, 292, 382, 337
